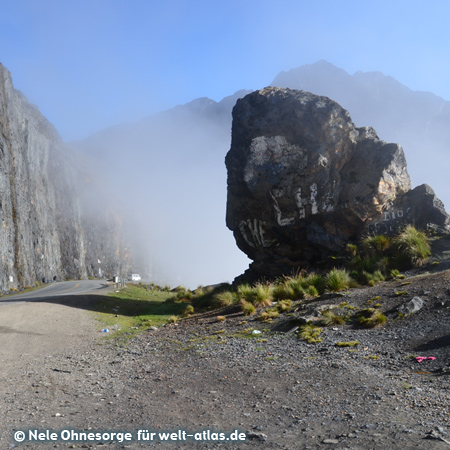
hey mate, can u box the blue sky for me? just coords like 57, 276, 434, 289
2, 0, 450, 141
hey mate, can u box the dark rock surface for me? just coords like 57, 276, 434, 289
226, 87, 449, 279
0, 63, 130, 291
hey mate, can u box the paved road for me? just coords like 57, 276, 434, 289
0, 279, 109, 303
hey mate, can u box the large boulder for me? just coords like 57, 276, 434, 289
225, 87, 449, 280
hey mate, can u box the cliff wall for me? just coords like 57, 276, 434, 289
0, 63, 128, 291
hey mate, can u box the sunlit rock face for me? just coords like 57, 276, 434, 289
226, 87, 449, 280
0, 63, 130, 290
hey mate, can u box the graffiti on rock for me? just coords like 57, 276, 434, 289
368, 208, 410, 234
239, 219, 274, 248
270, 183, 334, 225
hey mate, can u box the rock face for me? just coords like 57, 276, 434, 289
225, 87, 449, 279
0, 63, 130, 291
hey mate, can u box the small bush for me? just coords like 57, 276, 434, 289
305, 285, 319, 298
173, 285, 187, 292
298, 324, 323, 344
274, 277, 304, 301
236, 284, 254, 302
395, 290, 408, 297
256, 309, 279, 322
216, 315, 226, 322
273, 273, 324, 301
336, 340, 359, 347
276, 299, 292, 313
318, 310, 346, 326
182, 304, 194, 316
393, 225, 431, 267
167, 315, 178, 324
235, 283, 273, 307
366, 296, 381, 305
252, 283, 274, 307
363, 234, 391, 254
191, 284, 231, 310
346, 243, 358, 257
273, 282, 297, 301
357, 308, 387, 328
175, 289, 193, 301
325, 268, 351, 292
302, 273, 326, 294
193, 287, 204, 296
213, 291, 236, 308
240, 300, 256, 316
362, 270, 385, 286
389, 268, 401, 279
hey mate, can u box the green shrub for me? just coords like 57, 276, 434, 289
305, 285, 319, 298
240, 300, 256, 316
363, 234, 391, 254
389, 268, 400, 279
346, 243, 358, 257
273, 282, 298, 301
173, 285, 187, 292
193, 286, 204, 296
276, 299, 292, 312
318, 310, 346, 326
182, 304, 194, 316
236, 284, 254, 302
252, 283, 274, 307
298, 324, 322, 344
216, 315, 226, 322
302, 273, 326, 295
167, 315, 178, 324
191, 284, 231, 310
395, 290, 408, 297
175, 289, 193, 301
392, 225, 431, 267
362, 269, 385, 286
213, 290, 236, 308
273, 273, 324, 301
325, 268, 351, 292
336, 340, 359, 347
357, 308, 387, 328
235, 283, 274, 307
256, 308, 279, 322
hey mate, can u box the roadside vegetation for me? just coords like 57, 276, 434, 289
95, 226, 431, 342
93, 284, 186, 341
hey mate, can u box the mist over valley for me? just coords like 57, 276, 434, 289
71, 61, 450, 287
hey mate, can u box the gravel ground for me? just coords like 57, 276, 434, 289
1, 269, 449, 450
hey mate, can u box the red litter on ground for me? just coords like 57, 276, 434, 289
416, 356, 436, 363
